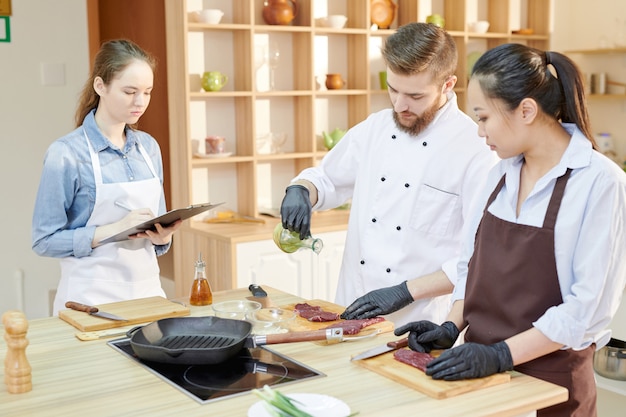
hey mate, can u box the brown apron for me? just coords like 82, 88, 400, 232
464, 169, 596, 417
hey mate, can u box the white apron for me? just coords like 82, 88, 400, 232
53, 131, 165, 315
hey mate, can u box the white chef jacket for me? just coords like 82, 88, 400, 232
453, 124, 626, 350
296, 92, 497, 326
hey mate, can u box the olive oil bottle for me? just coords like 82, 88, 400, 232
273, 223, 323, 254
189, 252, 212, 306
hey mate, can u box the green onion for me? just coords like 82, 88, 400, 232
251, 385, 360, 417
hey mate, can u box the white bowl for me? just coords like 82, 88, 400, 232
198, 9, 224, 24
469, 21, 490, 34
212, 300, 261, 320
325, 15, 347, 29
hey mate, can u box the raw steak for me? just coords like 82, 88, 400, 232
393, 349, 435, 372
294, 303, 340, 322
323, 317, 386, 335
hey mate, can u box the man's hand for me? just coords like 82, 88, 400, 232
393, 320, 460, 353
425, 341, 514, 380
341, 281, 413, 320
280, 184, 312, 240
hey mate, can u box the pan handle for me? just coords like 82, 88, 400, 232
126, 326, 144, 338
247, 328, 343, 348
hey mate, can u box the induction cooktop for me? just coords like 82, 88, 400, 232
108, 337, 325, 404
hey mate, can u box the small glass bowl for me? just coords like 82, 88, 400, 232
247, 308, 297, 334
212, 300, 262, 320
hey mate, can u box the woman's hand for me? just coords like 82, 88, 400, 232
133, 219, 182, 245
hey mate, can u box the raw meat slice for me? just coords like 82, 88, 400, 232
323, 317, 386, 335
294, 303, 340, 322
393, 349, 435, 372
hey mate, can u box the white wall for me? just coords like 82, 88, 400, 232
0, 1, 89, 318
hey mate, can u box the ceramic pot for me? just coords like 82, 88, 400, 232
202, 71, 228, 92
371, 0, 396, 29
325, 73, 345, 90
262, 0, 297, 26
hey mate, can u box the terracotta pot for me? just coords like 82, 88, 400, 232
325, 74, 345, 90
262, 0, 297, 26
370, 0, 397, 29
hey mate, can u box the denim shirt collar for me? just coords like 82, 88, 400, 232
82, 109, 138, 153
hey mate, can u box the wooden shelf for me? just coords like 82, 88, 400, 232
566, 47, 626, 55
164, 0, 551, 295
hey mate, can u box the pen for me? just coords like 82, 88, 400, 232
114, 201, 133, 211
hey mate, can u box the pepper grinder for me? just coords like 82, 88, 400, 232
3, 310, 32, 393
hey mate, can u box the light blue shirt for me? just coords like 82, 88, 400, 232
32, 110, 170, 258
453, 124, 626, 350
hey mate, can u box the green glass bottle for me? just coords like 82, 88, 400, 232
273, 223, 323, 254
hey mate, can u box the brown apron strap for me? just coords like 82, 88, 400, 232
543, 169, 572, 229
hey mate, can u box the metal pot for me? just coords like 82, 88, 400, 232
593, 338, 626, 380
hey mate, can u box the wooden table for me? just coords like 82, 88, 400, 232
0, 287, 567, 417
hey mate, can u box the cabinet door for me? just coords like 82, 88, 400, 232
236, 230, 347, 302
236, 239, 314, 299
312, 230, 346, 301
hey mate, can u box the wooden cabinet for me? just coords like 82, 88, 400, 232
164, 0, 551, 297
236, 230, 346, 302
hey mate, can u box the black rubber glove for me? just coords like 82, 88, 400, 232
280, 184, 311, 240
340, 281, 413, 320
425, 341, 514, 381
393, 320, 460, 353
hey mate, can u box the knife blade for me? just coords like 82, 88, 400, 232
350, 337, 409, 361
246, 284, 272, 308
64, 301, 128, 321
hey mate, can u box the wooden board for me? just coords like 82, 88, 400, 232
58, 296, 190, 332
280, 299, 395, 335
355, 347, 511, 399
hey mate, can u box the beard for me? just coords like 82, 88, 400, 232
392, 93, 443, 136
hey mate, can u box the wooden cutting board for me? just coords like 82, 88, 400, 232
355, 347, 511, 399
58, 296, 190, 331
280, 299, 395, 335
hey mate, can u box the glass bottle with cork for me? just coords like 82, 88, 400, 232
273, 223, 323, 254
189, 252, 212, 306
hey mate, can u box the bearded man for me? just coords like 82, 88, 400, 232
280, 22, 497, 326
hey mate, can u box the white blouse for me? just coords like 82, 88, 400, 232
453, 124, 626, 350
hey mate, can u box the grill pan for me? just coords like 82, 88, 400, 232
127, 316, 343, 365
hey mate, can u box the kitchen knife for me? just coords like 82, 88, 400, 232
64, 301, 128, 321
246, 284, 272, 308
350, 337, 409, 361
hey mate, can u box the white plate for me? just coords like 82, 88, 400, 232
194, 151, 233, 158
248, 393, 351, 417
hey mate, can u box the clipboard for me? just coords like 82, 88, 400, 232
99, 202, 224, 244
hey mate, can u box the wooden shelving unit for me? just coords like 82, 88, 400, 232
164, 0, 552, 296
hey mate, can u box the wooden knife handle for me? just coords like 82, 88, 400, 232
65, 301, 98, 314
387, 337, 409, 349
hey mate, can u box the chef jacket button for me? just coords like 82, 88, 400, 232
391, 135, 397, 139
396, 226, 401, 231
422, 141, 427, 146
386, 268, 391, 273
360, 260, 365, 265
404, 183, 410, 188
122, 155, 127, 159
129, 177, 134, 180
371, 218, 377, 223
381, 177, 386, 182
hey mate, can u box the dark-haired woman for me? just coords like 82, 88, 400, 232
32, 39, 181, 315
395, 43, 626, 416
